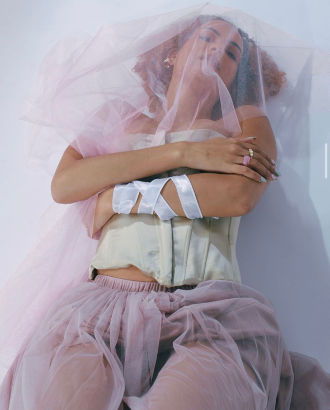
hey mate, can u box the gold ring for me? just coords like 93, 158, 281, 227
249, 148, 254, 158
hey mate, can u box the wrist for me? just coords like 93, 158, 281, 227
176, 141, 194, 168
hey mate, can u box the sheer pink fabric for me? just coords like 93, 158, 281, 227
2, 275, 326, 410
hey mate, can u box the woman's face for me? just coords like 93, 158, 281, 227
171, 20, 243, 92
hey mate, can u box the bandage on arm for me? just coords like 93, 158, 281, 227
112, 175, 219, 220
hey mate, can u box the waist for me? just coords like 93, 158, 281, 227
96, 265, 158, 282
94, 271, 197, 292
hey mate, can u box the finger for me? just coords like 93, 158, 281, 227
239, 139, 276, 167
231, 164, 269, 183
246, 157, 278, 181
235, 142, 277, 176
232, 143, 276, 174
230, 151, 277, 181
244, 152, 276, 178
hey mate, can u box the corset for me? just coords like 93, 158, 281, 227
89, 129, 242, 287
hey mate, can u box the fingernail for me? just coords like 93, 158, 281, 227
274, 169, 282, 177
270, 174, 277, 180
271, 159, 276, 166
261, 176, 267, 183
245, 136, 257, 140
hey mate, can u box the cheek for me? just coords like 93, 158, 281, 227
175, 48, 196, 71
219, 62, 238, 86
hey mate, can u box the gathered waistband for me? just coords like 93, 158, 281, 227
94, 274, 197, 293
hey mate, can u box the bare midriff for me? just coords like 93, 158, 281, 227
96, 265, 158, 282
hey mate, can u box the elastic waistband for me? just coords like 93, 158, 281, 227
93, 274, 197, 293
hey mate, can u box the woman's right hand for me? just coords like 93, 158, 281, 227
183, 136, 278, 183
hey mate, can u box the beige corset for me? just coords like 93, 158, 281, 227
89, 129, 242, 287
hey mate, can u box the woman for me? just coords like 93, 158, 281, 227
0, 5, 329, 410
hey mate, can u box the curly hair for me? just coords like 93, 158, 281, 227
132, 15, 287, 120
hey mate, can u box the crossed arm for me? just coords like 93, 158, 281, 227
92, 173, 246, 237
92, 116, 277, 238
50, 114, 277, 238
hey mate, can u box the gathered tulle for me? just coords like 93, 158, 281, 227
1, 276, 329, 410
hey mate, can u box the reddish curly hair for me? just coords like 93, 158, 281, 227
133, 15, 287, 120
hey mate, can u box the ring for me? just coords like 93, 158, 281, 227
243, 155, 251, 166
249, 148, 254, 158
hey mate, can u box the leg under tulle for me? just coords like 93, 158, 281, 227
3, 340, 124, 410
3, 342, 265, 410
38, 343, 115, 409
5, 278, 328, 410
125, 341, 267, 410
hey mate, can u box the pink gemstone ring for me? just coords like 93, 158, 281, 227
243, 155, 251, 166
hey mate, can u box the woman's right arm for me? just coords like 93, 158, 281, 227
51, 142, 186, 204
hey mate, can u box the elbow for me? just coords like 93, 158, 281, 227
236, 196, 255, 216
51, 174, 68, 204
51, 179, 63, 204
235, 179, 262, 216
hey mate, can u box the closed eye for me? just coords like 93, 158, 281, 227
226, 51, 236, 61
200, 36, 237, 62
199, 36, 212, 43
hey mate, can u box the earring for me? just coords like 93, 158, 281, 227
163, 57, 171, 69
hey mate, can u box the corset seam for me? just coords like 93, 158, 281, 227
229, 216, 242, 283
228, 217, 233, 273
200, 217, 211, 281
181, 220, 193, 284
133, 214, 145, 272
155, 215, 166, 284
228, 217, 232, 245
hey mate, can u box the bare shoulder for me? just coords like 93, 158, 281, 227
234, 105, 273, 139
198, 105, 266, 138
232, 106, 277, 163
234, 105, 267, 123
228, 105, 273, 141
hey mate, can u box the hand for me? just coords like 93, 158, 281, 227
184, 136, 278, 183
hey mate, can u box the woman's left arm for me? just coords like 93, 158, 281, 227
229, 113, 278, 210
92, 115, 278, 235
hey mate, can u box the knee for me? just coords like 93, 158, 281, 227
182, 340, 261, 389
48, 342, 110, 388
143, 341, 260, 410
39, 342, 118, 409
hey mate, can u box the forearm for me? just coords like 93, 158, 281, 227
131, 172, 249, 218
92, 172, 249, 237
52, 141, 185, 204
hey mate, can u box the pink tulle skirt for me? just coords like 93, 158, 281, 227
1, 275, 329, 410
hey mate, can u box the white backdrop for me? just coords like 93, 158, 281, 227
1, 0, 329, 371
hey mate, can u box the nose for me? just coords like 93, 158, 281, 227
208, 42, 222, 55
208, 44, 222, 63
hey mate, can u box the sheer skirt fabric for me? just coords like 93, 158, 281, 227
1, 275, 328, 410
